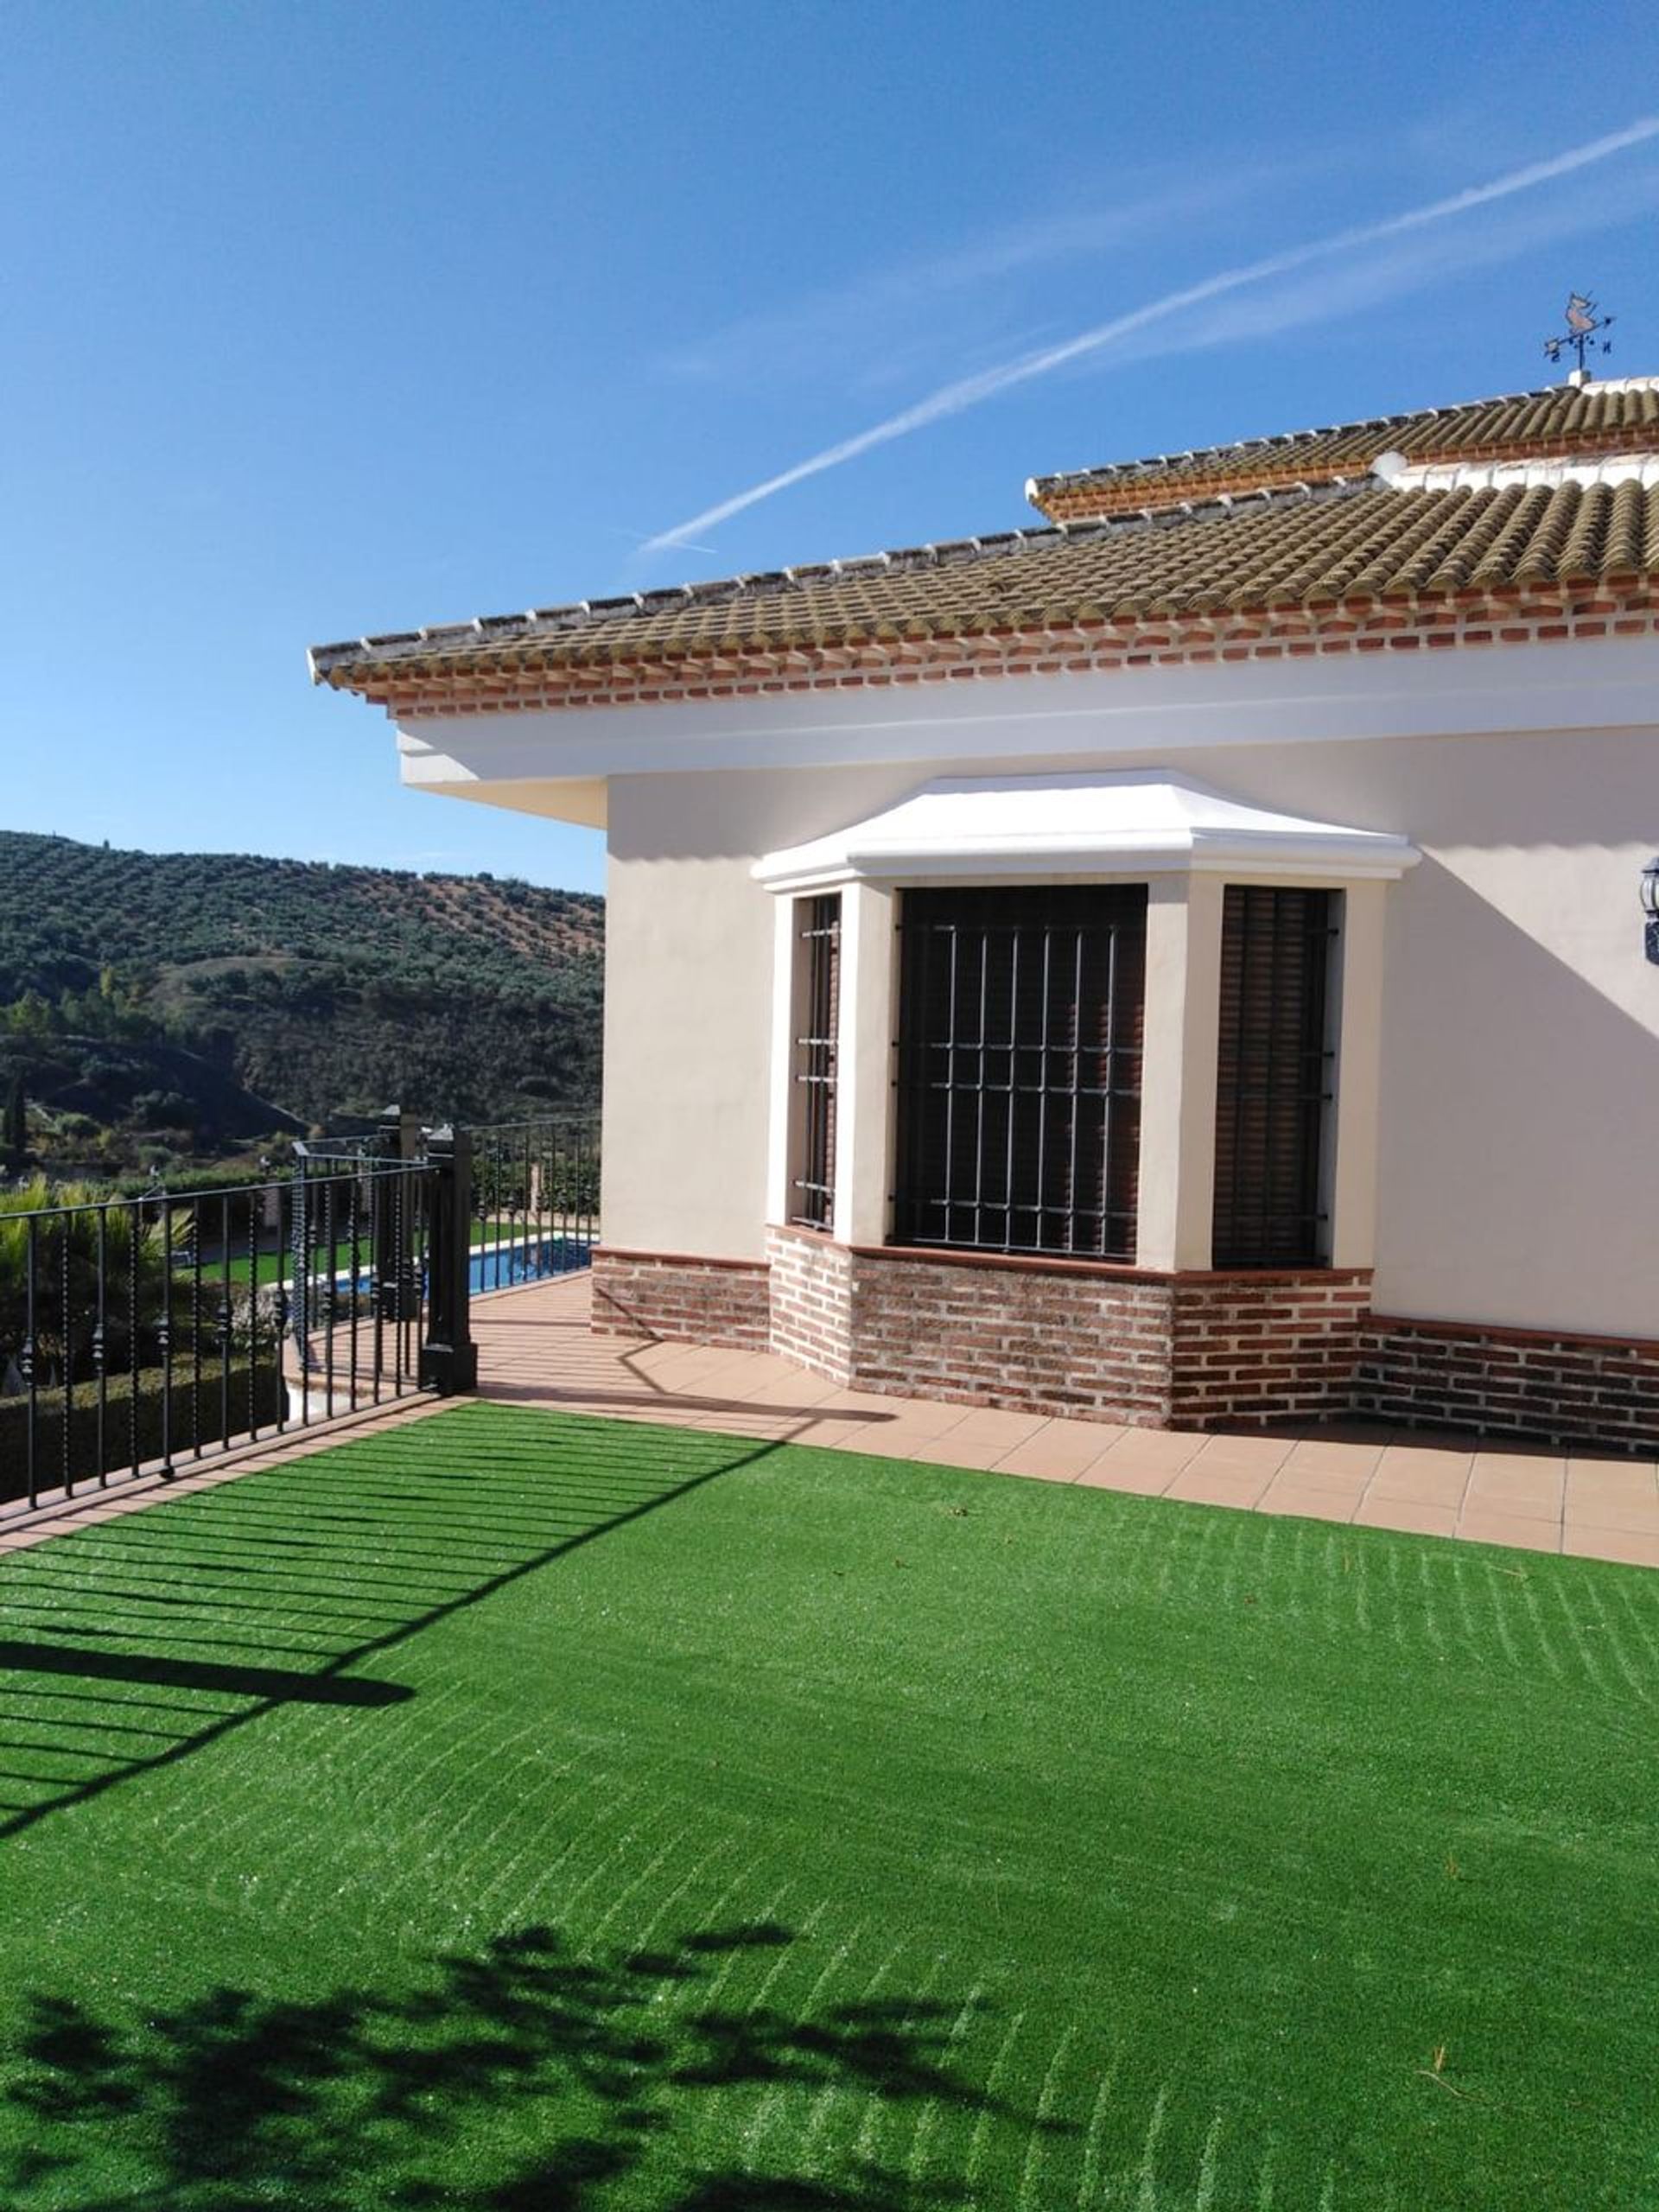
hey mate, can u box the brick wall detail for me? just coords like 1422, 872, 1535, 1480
1358, 1316, 1659, 1452
766, 1228, 855, 1382
847, 1242, 1173, 1426
1170, 1273, 1373, 1427
594, 1238, 1659, 1449
591, 1248, 770, 1351
767, 1230, 1360, 1429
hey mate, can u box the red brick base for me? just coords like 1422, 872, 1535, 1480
1170, 1272, 1373, 1426
767, 1226, 854, 1380
770, 1226, 1175, 1421
590, 1248, 770, 1351
766, 1226, 1369, 1428
593, 1238, 1659, 1448
1358, 1315, 1659, 1452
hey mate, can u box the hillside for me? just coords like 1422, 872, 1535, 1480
0, 831, 603, 1169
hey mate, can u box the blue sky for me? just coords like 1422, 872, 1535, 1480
3, 0, 1656, 897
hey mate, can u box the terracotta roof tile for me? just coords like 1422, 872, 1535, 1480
1028, 381, 1659, 518
311, 476, 1659, 698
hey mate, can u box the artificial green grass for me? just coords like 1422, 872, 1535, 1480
226, 1220, 518, 1284
0, 1402, 1655, 2209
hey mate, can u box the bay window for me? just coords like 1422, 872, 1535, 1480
892, 885, 1147, 1259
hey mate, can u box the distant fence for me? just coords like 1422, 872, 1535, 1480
467, 1116, 600, 1294
0, 1109, 598, 1519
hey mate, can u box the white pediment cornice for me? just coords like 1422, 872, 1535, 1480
753, 771, 1420, 894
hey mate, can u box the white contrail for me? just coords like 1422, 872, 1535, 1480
643, 115, 1659, 556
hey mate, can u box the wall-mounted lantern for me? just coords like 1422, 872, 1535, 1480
1644, 856, 1659, 964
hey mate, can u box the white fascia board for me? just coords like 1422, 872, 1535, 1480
389, 635, 1659, 793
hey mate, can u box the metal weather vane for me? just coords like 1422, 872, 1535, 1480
1544, 293, 1614, 375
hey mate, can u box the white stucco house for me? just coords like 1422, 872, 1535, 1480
313, 374, 1659, 1450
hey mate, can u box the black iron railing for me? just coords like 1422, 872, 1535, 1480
0, 1106, 599, 1520
467, 1117, 600, 1295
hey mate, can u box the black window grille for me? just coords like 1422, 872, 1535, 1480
893, 885, 1147, 1259
791, 893, 840, 1230
1211, 886, 1338, 1268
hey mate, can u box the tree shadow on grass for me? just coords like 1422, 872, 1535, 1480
3, 1920, 1052, 2210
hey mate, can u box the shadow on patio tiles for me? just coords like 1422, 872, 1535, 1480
480, 1382, 900, 1427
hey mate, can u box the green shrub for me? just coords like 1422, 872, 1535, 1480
0, 1357, 286, 1503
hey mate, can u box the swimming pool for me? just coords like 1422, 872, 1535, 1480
469, 1233, 592, 1294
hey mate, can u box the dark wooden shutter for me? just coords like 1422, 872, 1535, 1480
1211, 887, 1336, 1268
893, 885, 1146, 1260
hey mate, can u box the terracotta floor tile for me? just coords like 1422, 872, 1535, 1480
791, 1416, 898, 1452
1262, 1468, 1371, 1506
684, 1351, 785, 1390
833, 1422, 970, 1460
610, 1336, 716, 1371
625, 1339, 702, 1370
1185, 1437, 1295, 1479
1373, 1440, 1475, 1474
1563, 1525, 1659, 1569
1455, 1506, 1563, 1554
1562, 1497, 1659, 1537
1255, 1482, 1360, 1523
1367, 1460, 1471, 1509
740, 1372, 844, 1410
1280, 1439, 1385, 1483
812, 1387, 915, 1417
1469, 1447, 1567, 1478
899, 1437, 1022, 1471
1352, 1496, 1460, 1540
1302, 1419, 1401, 1447
937, 1408, 1049, 1446
1165, 1466, 1279, 1510
1566, 1465, 1659, 1505
1464, 1479, 1565, 1526
1089, 1429, 1207, 1473
846, 1396, 976, 1439
994, 1422, 1122, 1479
1386, 1425, 1486, 1450
1073, 1458, 1176, 1497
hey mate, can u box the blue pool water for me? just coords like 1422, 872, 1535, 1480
469, 1235, 592, 1295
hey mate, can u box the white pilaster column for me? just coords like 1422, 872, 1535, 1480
765, 895, 799, 1228
1328, 880, 1386, 1268
1135, 873, 1224, 1272
833, 880, 897, 1246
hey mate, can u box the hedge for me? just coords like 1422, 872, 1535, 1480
0, 1357, 287, 1503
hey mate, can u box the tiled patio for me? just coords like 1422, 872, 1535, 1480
6, 1271, 1657, 1567
469, 1272, 1659, 1568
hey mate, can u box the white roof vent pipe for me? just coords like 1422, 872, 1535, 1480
1371, 449, 1410, 487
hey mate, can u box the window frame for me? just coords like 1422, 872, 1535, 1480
788, 892, 841, 1233
889, 881, 1148, 1263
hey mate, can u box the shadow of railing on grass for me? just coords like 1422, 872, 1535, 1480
3, 1920, 1052, 2209
0, 1406, 780, 1839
